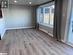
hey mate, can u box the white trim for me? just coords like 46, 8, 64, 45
39, 2, 55, 7
48, 33, 53, 37
1, 29, 6, 39
1, 26, 35, 39
39, 28, 53, 37
67, 42, 73, 47
61, 40, 65, 43
39, 28, 48, 33
61, 40, 73, 47
0, 53, 8, 55
39, 23, 53, 28
6, 26, 35, 30
63, 0, 72, 43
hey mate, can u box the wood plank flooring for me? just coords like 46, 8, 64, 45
0, 29, 73, 55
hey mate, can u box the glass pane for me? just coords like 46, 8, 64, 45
43, 8, 50, 24
50, 7, 54, 25
50, 13, 54, 25
45, 8, 50, 13
40, 8, 44, 23
44, 14, 50, 24
38, 5, 55, 26
41, 8, 43, 13
52, 8, 54, 13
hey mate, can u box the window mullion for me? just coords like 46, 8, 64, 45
49, 7, 51, 25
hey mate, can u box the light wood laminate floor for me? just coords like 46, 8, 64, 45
0, 29, 73, 55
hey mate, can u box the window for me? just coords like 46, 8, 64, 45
40, 5, 55, 26
37, 5, 55, 27
44, 5, 54, 26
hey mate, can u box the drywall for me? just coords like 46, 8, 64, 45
2, 5, 35, 29
0, 18, 5, 39
39, 24, 53, 36
0, 8, 6, 39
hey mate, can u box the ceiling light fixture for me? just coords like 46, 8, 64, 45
5, 1, 7, 4
29, 2, 32, 4
14, 0, 17, 3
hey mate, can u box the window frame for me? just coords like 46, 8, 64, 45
43, 5, 54, 26
37, 4, 55, 28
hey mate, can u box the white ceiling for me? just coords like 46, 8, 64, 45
3, 0, 52, 5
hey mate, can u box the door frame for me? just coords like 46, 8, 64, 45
64, 0, 73, 47
67, 0, 73, 46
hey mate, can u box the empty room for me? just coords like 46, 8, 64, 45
0, 0, 73, 55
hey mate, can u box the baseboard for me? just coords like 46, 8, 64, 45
1, 26, 35, 39
61, 39, 73, 47
6, 26, 35, 30
1, 29, 6, 39
39, 28, 48, 33
61, 40, 65, 43
67, 42, 73, 47
39, 28, 53, 37
48, 33, 53, 37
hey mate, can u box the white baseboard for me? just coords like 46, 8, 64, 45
1, 26, 35, 39
61, 40, 73, 47
6, 26, 35, 30
61, 40, 65, 43
1, 29, 6, 39
67, 42, 73, 47
48, 33, 53, 37
39, 28, 53, 37
39, 28, 48, 33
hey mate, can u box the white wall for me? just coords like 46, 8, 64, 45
2, 5, 35, 29
0, 8, 6, 39
0, 5, 35, 39
0, 18, 5, 39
